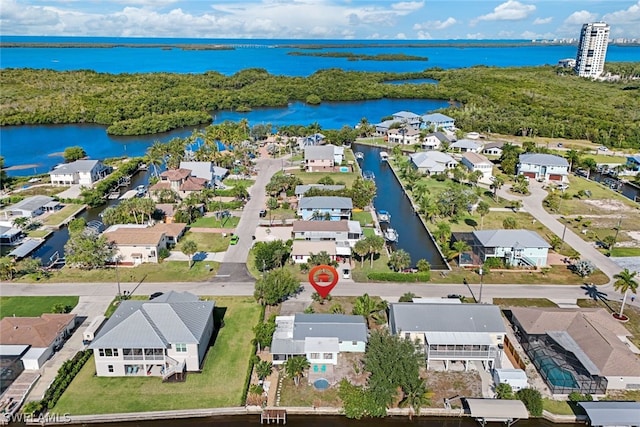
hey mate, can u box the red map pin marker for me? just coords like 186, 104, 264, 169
308, 265, 339, 298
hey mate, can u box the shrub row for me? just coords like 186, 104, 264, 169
367, 271, 431, 282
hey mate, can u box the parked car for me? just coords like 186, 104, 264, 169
598, 146, 609, 151
447, 294, 463, 299
150, 292, 164, 300
556, 143, 563, 148
230, 235, 240, 245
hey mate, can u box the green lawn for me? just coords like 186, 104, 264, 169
610, 247, 640, 257
351, 210, 373, 226
279, 376, 341, 407
189, 216, 240, 228
555, 176, 638, 216
0, 296, 79, 319
42, 204, 85, 226
362, 227, 376, 237
53, 296, 261, 414
18, 261, 217, 283
492, 298, 558, 308
26, 229, 51, 238
542, 398, 580, 416
176, 231, 230, 253
291, 170, 359, 187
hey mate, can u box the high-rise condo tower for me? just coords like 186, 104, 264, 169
575, 22, 610, 78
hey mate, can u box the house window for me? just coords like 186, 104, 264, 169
108, 365, 114, 373
352, 341, 357, 346
100, 348, 118, 357
310, 353, 320, 359
175, 343, 187, 353
323, 353, 333, 360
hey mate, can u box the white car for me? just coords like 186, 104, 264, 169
598, 146, 609, 152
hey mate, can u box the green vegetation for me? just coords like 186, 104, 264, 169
62, 146, 87, 162
254, 268, 301, 305
189, 215, 240, 228
288, 51, 428, 61
0, 296, 79, 319
542, 398, 576, 416
53, 297, 261, 414
491, 298, 558, 308
175, 231, 230, 253
2, 67, 638, 146
41, 204, 85, 226
351, 210, 373, 226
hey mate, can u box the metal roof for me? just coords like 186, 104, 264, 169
304, 145, 335, 160
425, 331, 494, 345
410, 151, 456, 169
389, 303, 506, 335
298, 196, 353, 210
465, 398, 529, 420
270, 338, 306, 355
10, 196, 54, 212
451, 139, 482, 149
578, 401, 640, 426
293, 314, 368, 342
422, 113, 454, 122
519, 153, 569, 167
8, 239, 43, 258
51, 159, 101, 174
473, 229, 551, 249
304, 337, 339, 353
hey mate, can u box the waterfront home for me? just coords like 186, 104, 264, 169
421, 113, 455, 131
297, 196, 353, 221
49, 159, 109, 187
410, 151, 457, 175
482, 142, 505, 156
149, 168, 208, 200
461, 152, 494, 183
518, 153, 569, 182
292, 220, 362, 246
392, 111, 422, 128
387, 127, 420, 145
179, 161, 228, 185
298, 133, 325, 149
450, 139, 483, 153
0, 313, 77, 370
421, 132, 451, 150
290, 240, 349, 264
155, 203, 177, 223
510, 307, 640, 394
1, 196, 59, 222
294, 184, 346, 198
271, 314, 368, 366
90, 291, 215, 378
303, 145, 345, 172
466, 229, 550, 268
0, 225, 23, 246
626, 154, 640, 171
104, 226, 167, 265
389, 303, 506, 371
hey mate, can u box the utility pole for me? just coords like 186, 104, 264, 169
115, 259, 121, 298
478, 267, 484, 304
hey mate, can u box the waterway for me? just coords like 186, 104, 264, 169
588, 171, 640, 203
354, 143, 447, 270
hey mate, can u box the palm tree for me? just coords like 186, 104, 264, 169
613, 269, 638, 320
266, 197, 279, 225
365, 235, 385, 268
284, 356, 310, 386
389, 249, 411, 272
255, 360, 273, 382
451, 240, 471, 265
400, 379, 431, 417
146, 141, 165, 177
181, 240, 198, 268
352, 293, 387, 326
491, 175, 505, 201
353, 239, 369, 268
476, 201, 490, 230
502, 216, 517, 229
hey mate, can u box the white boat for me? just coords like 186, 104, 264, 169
379, 151, 389, 162
136, 185, 147, 196
384, 228, 398, 242
378, 210, 391, 223
355, 152, 364, 160
363, 171, 375, 181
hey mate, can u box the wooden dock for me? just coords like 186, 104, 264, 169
261, 408, 286, 424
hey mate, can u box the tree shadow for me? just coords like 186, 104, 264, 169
580, 283, 615, 312
464, 218, 478, 229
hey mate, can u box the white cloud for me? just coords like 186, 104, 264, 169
533, 17, 552, 25
563, 10, 598, 26
390, 1, 424, 13
415, 30, 432, 39
472, 0, 536, 25
466, 33, 484, 39
414, 17, 457, 31
602, 1, 640, 25
395, 32, 408, 39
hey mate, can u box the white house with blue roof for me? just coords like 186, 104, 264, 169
626, 155, 640, 171
90, 291, 214, 378
421, 113, 455, 131
297, 196, 353, 220
518, 153, 570, 182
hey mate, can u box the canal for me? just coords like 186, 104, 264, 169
354, 143, 448, 270
588, 171, 640, 203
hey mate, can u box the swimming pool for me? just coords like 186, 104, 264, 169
534, 351, 578, 389
339, 166, 349, 173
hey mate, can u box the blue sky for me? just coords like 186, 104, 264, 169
1, 0, 639, 40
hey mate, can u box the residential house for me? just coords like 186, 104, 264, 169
149, 168, 208, 199
392, 111, 422, 129
0, 314, 77, 370
155, 203, 177, 223
387, 127, 421, 145
518, 153, 569, 182
90, 291, 215, 378
298, 133, 325, 149
271, 314, 368, 366
297, 196, 353, 221
374, 119, 397, 136
292, 220, 362, 246
626, 155, 640, 171
510, 307, 640, 394
469, 229, 550, 268
49, 159, 109, 187
421, 132, 451, 150
294, 184, 345, 198
150, 223, 187, 246
461, 152, 494, 183
493, 369, 528, 392
179, 161, 212, 184
1, 196, 59, 223
421, 113, 455, 131
290, 240, 347, 264
483, 142, 505, 156
304, 145, 335, 172
450, 139, 482, 153
104, 226, 167, 265
410, 152, 457, 175
0, 225, 23, 246
389, 303, 506, 371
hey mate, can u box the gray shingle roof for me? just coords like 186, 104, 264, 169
299, 196, 353, 210
90, 292, 213, 349
10, 196, 54, 212
422, 113, 454, 122
519, 153, 569, 167
293, 314, 368, 342
389, 303, 505, 335
51, 160, 101, 174
473, 230, 551, 249
304, 145, 334, 161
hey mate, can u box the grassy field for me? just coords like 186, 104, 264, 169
26, 229, 51, 238
278, 376, 341, 407
291, 170, 359, 187
176, 231, 230, 253
492, 298, 558, 308
611, 247, 640, 257
42, 204, 85, 226
53, 296, 261, 414
351, 210, 373, 226
13, 184, 66, 197
0, 296, 79, 319
17, 261, 217, 283
189, 216, 240, 228
542, 398, 579, 416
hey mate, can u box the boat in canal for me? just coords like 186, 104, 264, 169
355, 151, 364, 160
379, 151, 389, 162
378, 210, 391, 223
363, 170, 375, 181
384, 227, 398, 242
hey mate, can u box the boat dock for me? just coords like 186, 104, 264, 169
119, 190, 139, 200
260, 408, 286, 424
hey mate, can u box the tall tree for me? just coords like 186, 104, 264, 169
65, 232, 116, 270
365, 235, 385, 267
181, 240, 198, 268
255, 360, 273, 381
451, 240, 471, 264
388, 249, 411, 272
353, 239, 369, 268
254, 268, 300, 305
613, 269, 638, 319
476, 201, 490, 230
63, 146, 86, 162
284, 356, 310, 386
